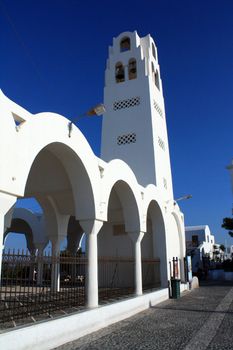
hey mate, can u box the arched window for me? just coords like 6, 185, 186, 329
155, 70, 160, 90
151, 62, 155, 82
128, 58, 137, 80
120, 37, 130, 52
115, 62, 125, 83
152, 43, 156, 60
151, 63, 160, 90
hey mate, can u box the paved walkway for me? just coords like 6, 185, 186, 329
54, 282, 233, 350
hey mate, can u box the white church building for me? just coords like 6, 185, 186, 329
0, 31, 187, 349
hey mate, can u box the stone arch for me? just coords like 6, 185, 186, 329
143, 188, 168, 287
0, 102, 101, 219
128, 58, 137, 80
24, 141, 97, 221
101, 159, 142, 232
115, 62, 125, 83
155, 69, 160, 90
98, 161, 142, 296
152, 42, 156, 60
4, 207, 48, 252
120, 37, 131, 52
4, 218, 34, 252
13, 112, 101, 221
170, 210, 185, 280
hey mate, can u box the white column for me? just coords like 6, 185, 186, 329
80, 219, 103, 309
51, 236, 62, 292
0, 193, 16, 283
28, 247, 36, 282
35, 244, 45, 286
129, 231, 144, 296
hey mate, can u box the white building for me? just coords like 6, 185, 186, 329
0, 31, 187, 348
185, 225, 215, 272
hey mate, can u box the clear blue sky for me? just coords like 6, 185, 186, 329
1, 0, 233, 247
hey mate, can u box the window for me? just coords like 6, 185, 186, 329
151, 63, 160, 90
128, 58, 137, 80
120, 37, 130, 52
115, 62, 125, 83
151, 62, 155, 75
155, 70, 160, 90
117, 133, 136, 145
152, 43, 156, 60
113, 96, 140, 110
151, 62, 155, 83
192, 235, 199, 247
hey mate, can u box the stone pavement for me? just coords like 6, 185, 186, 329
54, 282, 233, 350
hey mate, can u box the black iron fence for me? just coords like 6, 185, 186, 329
0, 250, 86, 327
98, 257, 135, 301
142, 258, 161, 291
0, 251, 160, 328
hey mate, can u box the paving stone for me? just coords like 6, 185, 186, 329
54, 283, 233, 350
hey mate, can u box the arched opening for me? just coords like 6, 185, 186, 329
4, 232, 28, 251
67, 216, 84, 255
4, 198, 44, 251
155, 70, 160, 90
142, 200, 168, 288
152, 43, 156, 60
115, 62, 125, 83
151, 62, 155, 82
151, 63, 160, 90
167, 213, 185, 280
1, 141, 96, 324
98, 180, 140, 302
128, 58, 137, 80
3, 212, 40, 287
4, 218, 34, 252
120, 37, 130, 52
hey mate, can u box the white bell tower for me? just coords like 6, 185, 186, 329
101, 31, 174, 200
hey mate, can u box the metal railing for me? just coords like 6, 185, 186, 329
142, 258, 161, 291
0, 251, 160, 328
98, 257, 135, 302
0, 250, 86, 327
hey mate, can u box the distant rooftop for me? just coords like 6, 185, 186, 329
185, 225, 208, 231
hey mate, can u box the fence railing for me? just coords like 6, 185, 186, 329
0, 251, 160, 328
142, 258, 161, 291
0, 250, 86, 327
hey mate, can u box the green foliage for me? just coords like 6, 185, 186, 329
222, 217, 233, 237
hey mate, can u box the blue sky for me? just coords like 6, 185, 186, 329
1, 0, 233, 247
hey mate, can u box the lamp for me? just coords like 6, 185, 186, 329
165, 194, 192, 206
175, 194, 192, 202
68, 103, 106, 137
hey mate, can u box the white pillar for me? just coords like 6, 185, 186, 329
129, 231, 144, 296
0, 193, 16, 283
35, 244, 45, 286
79, 219, 103, 309
28, 247, 36, 282
51, 236, 63, 292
